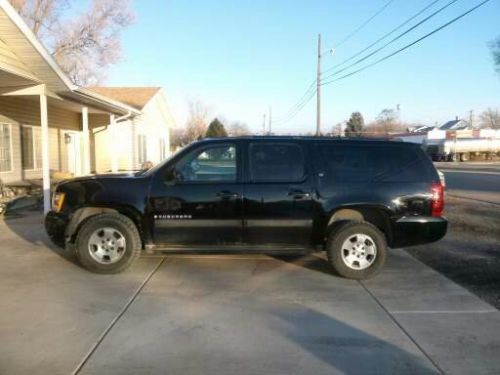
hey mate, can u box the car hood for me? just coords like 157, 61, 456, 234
59, 171, 141, 184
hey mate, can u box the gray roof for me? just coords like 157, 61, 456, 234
439, 119, 470, 130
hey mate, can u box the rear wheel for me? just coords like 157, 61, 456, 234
75, 213, 141, 273
460, 153, 469, 162
326, 221, 387, 279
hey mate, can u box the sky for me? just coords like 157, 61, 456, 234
105, 0, 500, 134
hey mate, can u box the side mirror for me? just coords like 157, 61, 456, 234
165, 168, 179, 185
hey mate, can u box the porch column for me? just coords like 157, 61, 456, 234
82, 106, 90, 175
40, 88, 51, 214
110, 114, 118, 173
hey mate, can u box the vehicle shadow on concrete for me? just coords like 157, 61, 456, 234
269, 253, 337, 276
2, 209, 79, 267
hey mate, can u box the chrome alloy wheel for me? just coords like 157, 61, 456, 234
88, 227, 127, 264
341, 234, 377, 270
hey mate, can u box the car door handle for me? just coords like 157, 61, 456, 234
288, 190, 311, 200
216, 191, 240, 200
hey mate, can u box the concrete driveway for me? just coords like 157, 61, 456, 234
1, 212, 500, 375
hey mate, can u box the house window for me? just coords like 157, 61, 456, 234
21, 126, 42, 170
138, 135, 147, 164
0, 123, 13, 172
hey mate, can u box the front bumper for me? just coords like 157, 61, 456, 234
390, 216, 448, 248
44, 211, 69, 247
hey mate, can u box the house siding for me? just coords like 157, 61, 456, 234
0, 96, 80, 130
132, 91, 172, 169
0, 97, 83, 183
93, 120, 134, 173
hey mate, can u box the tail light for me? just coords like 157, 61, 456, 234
430, 182, 444, 217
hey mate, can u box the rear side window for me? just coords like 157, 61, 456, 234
249, 143, 305, 182
315, 144, 429, 183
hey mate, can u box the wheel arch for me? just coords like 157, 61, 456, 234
326, 205, 393, 246
65, 205, 143, 246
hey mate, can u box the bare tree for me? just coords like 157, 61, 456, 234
185, 100, 210, 142
227, 121, 250, 136
369, 108, 406, 135
9, 0, 134, 86
170, 100, 211, 148
479, 108, 500, 129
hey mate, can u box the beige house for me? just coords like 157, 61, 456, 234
0, 0, 173, 213
89, 87, 173, 173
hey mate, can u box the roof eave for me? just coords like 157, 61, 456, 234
75, 88, 142, 115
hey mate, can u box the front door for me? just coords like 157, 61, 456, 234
65, 132, 81, 176
150, 142, 243, 246
243, 141, 315, 246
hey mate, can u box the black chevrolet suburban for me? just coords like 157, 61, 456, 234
45, 137, 447, 279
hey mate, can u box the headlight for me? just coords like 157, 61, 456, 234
52, 192, 65, 213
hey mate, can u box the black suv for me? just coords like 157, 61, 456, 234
45, 137, 447, 279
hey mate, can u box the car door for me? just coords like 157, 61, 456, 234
149, 142, 243, 246
243, 141, 315, 246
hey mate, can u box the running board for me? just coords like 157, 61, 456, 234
144, 244, 321, 254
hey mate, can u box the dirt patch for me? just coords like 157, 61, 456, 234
443, 195, 500, 240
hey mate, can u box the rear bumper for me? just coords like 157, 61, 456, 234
390, 216, 447, 248
44, 211, 69, 246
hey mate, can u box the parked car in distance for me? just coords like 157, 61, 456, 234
45, 136, 447, 279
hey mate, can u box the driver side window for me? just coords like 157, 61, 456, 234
174, 144, 237, 183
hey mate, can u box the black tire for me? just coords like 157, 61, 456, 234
75, 213, 141, 274
326, 221, 387, 280
460, 153, 469, 162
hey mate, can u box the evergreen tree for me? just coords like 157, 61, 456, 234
205, 118, 228, 138
345, 112, 365, 137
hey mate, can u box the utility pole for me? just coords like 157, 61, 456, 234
268, 106, 272, 135
262, 113, 267, 135
469, 110, 474, 128
316, 33, 321, 136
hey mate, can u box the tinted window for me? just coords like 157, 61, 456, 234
249, 143, 305, 182
175, 144, 236, 182
315, 144, 428, 183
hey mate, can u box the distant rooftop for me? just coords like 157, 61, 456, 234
439, 119, 470, 130
88, 87, 161, 110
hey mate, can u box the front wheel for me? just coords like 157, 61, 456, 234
326, 221, 387, 279
75, 213, 141, 274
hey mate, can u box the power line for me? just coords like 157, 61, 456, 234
273, 89, 316, 126
322, 0, 461, 82
272, 79, 316, 124
335, 0, 397, 48
273, 0, 396, 127
273, 87, 317, 126
274, 80, 316, 121
321, 0, 492, 86
323, 0, 443, 75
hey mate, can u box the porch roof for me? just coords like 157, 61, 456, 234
0, 0, 141, 116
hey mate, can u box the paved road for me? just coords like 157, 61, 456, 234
434, 162, 500, 204
2, 213, 500, 375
